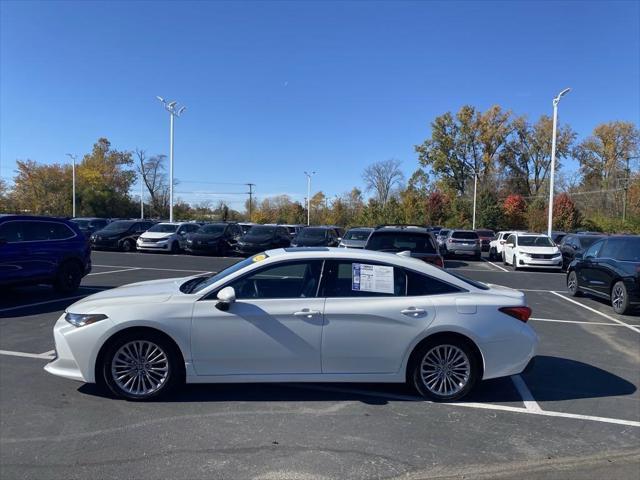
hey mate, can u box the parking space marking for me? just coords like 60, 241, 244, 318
88, 267, 140, 276
0, 349, 55, 360
296, 384, 640, 427
511, 375, 542, 412
529, 317, 636, 327
40, 350, 55, 356
484, 259, 509, 272
551, 291, 640, 333
93, 264, 214, 273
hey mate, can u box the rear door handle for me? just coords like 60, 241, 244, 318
293, 309, 321, 317
401, 308, 426, 317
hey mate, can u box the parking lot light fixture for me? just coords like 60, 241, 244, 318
156, 96, 187, 222
547, 88, 571, 237
304, 171, 316, 225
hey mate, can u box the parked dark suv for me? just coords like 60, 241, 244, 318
558, 233, 606, 270
0, 215, 91, 293
566, 235, 640, 315
70, 217, 110, 238
91, 219, 155, 252
235, 225, 291, 256
291, 226, 341, 247
184, 222, 243, 256
365, 225, 443, 268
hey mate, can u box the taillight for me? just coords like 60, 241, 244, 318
499, 306, 532, 323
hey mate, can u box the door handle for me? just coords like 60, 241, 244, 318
293, 309, 321, 317
401, 307, 426, 317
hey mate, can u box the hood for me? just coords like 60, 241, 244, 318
68, 277, 183, 313
519, 246, 559, 254
189, 232, 223, 241
241, 234, 273, 244
140, 231, 174, 240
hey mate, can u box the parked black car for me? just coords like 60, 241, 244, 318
91, 220, 155, 252
291, 226, 340, 247
184, 222, 243, 256
0, 215, 91, 293
559, 233, 606, 269
70, 217, 110, 238
365, 225, 444, 268
566, 235, 640, 314
235, 225, 291, 256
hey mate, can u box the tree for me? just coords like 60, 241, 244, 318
553, 193, 581, 231
500, 115, 576, 196
11, 160, 73, 215
362, 159, 404, 206
476, 190, 501, 230
424, 191, 450, 226
502, 194, 527, 229
416, 105, 511, 196
136, 148, 170, 218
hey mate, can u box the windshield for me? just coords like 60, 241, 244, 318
199, 224, 226, 234
102, 221, 134, 232
367, 232, 436, 253
71, 219, 90, 228
580, 236, 602, 249
343, 229, 371, 241
519, 236, 554, 247
299, 228, 327, 239
187, 255, 264, 293
147, 224, 178, 233
247, 226, 275, 236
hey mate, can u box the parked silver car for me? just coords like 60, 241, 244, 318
442, 230, 481, 259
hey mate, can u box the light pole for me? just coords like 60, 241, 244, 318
547, 88, 571, 237
66, 154, 77, 217
304, 171, 316, 226
140, 173, 144, 219
157, 96, 187, 222
472, 170, 478, 230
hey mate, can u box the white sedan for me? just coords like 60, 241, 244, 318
502, 233, 563, 270
45, 248, 538, 402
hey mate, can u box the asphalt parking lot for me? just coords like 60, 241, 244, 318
1, 251, 638, 479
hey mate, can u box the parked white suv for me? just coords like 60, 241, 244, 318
502, 233, 562, 270
489, 231, 525, 261
136, 222, 200, 253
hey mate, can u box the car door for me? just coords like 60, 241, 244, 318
320, 260, 436, 374
560, 235, 574, 266
190, 260, 325, 376
0, 221, 29, 284
503, 234, 516, 262
591, 239, 622, 296
578, 240, 605, 293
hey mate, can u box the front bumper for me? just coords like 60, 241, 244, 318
518, 257, 563, 269
137, 240, 171, 251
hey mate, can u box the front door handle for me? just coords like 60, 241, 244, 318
401, 307, 426, 317
293, 309, 321, 318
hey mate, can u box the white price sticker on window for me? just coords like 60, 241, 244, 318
352, 263, 394, 294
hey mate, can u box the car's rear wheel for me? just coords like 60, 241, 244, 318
170, 241, 180, 254
611, 281, 630, 315
567, 271, 582, 297
121, 239, 135, 252
411, 338, 480, 402
101, 332, 182, 401
53, 261, 83, 293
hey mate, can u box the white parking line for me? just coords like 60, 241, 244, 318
40, 350, 55, 356
511, 374, 542, 412
529, 317, 637, 327
483, 259, 509, 272
93, 264, 213, 273
551, 291, 640, 334
0, 350, 55, 360
88, 267, 140, 276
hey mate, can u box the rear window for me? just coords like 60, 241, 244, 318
366, 231, 437, 253
451, 231, 479, 240
446, 270, 490, 290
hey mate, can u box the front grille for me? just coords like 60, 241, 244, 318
140, 237, 162, 243
530, 253, 554, 259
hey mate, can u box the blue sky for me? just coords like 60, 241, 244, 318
1, 0, 639, 208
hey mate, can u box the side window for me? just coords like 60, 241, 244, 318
584, 240, 604, 259
0, 222, 24, 242
600, 239, 621, 259
227, 260, 323, 300
23, 222, 74, 241
48, 222, 75, 239
406, 269, 461, 296
322, 261, 406, 298
506, 234, 515, 245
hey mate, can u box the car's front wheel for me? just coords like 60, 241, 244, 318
611, 281, 630, 315
121, 239, 135, 252
512, 255, 519, 271
411, 338, 480, 402
567, 271, 582, 297
101, 332, 183, 401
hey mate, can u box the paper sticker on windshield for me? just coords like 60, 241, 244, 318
352, 263, 394, 294
252, 254, 267, 263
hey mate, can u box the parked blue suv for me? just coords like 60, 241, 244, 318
0, 215, 92, 293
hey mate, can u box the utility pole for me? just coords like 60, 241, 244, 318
246, 183, 255, 221
66, 154, 77, 217
156, 96, 186, 222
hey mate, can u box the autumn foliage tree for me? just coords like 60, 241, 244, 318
553, 193, 581, 232
502, 194, 527, 229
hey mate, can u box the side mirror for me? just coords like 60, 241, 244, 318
216, 286, 236, 311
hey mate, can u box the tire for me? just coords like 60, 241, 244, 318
121, 239, 135, 252
170, 241, 180, 254
488, 248, 495, 261
53, 261, 83, 294
611, 281, 630, 315
567, 271, 582, 297
512, 255, 518, 271
502, 251, 507, 265
100, 331, 183, 401
411, 337, 480, 402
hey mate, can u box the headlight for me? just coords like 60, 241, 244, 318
521, 252, 531, 257
65, 312, 108, 328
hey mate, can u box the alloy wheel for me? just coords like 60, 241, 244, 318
612, 285, 625, 312
420, 344, 471, 397
111, 340, 169, 397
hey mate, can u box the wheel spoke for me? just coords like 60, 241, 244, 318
111, 340, 169, 397
420, 344, 470, 398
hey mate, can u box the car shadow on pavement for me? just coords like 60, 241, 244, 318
77, 355, 636, 405
0, 285, 114, 318
443, 259, 482, 269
